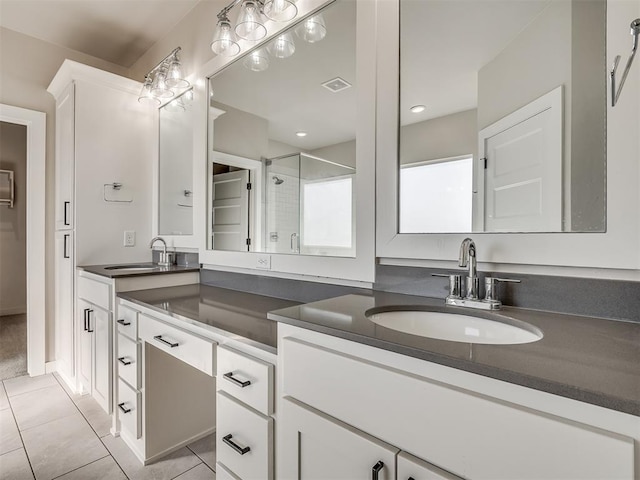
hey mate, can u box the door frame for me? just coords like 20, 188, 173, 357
0, 104, 46, 377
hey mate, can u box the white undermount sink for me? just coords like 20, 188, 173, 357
366, 307, 543, 345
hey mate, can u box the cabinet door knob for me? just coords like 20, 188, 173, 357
117, 402, 131, 414
223, 371, 251, 388
222, 434, 250, 455
118, 357, 132, 366
372, 461, 384, 480
153, 335, 178, 348
117, 318, 131, 326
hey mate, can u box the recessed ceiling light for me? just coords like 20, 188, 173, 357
410, 104, 426, 113
296, 131, 308, 137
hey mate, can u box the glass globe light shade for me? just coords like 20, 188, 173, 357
243, 49, 269, 72
263, 0, 297, 22
211, 18, 241, 56
138, 78, 161, 105
235, 0, 267, 41
266, 32, 295, 58
165, 58, 190, 89
295, 14, 326, 43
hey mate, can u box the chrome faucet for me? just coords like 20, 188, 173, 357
459, 238, 479, 299
149, 236, 175, 267
433, 238, 520, 310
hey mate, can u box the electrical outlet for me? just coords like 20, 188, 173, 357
124, 230, 136, 247
256, 254, 271, 270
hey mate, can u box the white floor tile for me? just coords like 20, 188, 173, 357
0, 408, 23, 455
74, 395, 111, 438
0, 448, 35, 480
187, 433, 216, 471
21, 412, 108, 480
10, 384, 77, 431
4, 374, 58, 398
52, 373, 82, 402
54, 455, 126, 480
174, 463, 216, 480
103, 435, 202, 480
0, 383, 10, 410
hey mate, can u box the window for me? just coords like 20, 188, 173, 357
400, 156, 473, 233
302, 176, 353, 251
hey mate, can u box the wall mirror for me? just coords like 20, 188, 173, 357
399, 0, 606, 233
158, 88, 194, 235
207, 0, 357, 257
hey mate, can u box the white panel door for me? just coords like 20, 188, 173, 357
479, 87, 562, 232
279, 396, 398, 480
397, 451, 462, 480
77, 298, 92, 394
54, 231, 74, 380
212, 170, 250, 251
92, 305, 111, 414
55, 83, 74, 230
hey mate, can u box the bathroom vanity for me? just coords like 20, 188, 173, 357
100, 282, 640, 479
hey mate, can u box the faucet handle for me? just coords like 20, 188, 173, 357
432, 273, 463, 298
484, 277, 521, 302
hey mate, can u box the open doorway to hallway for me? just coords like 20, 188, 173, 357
0, 120, 28, 380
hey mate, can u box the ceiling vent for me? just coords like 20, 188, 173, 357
321, 77, 352, 93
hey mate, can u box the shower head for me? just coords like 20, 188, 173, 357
272, 176, 284, 185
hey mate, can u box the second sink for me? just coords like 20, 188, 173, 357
365, 306, 543, 345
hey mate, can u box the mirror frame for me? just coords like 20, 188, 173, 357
195, 0, 376, 285
376, 0, 640, 274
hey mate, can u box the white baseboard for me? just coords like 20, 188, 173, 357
45, 361, 57, 374
0, 306, 27, 316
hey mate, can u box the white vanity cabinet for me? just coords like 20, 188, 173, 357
277, 324, 637, 480
54, 231, 74, 385
216, 345, 276, 479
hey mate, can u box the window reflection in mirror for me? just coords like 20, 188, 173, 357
208, 0, 357, 256
399, 0, 606, 233
158, 88, 194, 235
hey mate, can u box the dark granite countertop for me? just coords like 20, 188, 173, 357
268, 292, 640, 416
118, 284, 298, 354
79, 262, 200, 279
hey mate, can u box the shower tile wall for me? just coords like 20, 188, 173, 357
266, 173, 299, 254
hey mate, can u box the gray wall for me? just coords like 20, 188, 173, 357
212, 101, 268, 161
0, 122, 27, 316
400, 110, 477, 165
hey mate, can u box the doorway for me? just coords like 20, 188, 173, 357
0, 104, 46, 378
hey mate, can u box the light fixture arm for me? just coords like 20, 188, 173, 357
145, 46, 183, 80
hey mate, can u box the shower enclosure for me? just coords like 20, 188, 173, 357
264, 153, 355, 257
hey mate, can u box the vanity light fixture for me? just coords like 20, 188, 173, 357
211, 0, 298, 55
410, 104, 426, 113
138, 47, 190, 105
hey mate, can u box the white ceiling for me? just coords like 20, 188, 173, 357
0, 0, 200, 67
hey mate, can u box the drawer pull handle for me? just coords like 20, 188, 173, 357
117, 319, 131, 326
118, 402, 131, 414
154, 335, 178, 348
223, 372, 251, 388
223, 434, 250, 455
87, 309, 94, 333
118, 357, 132, 366
83, 308, 90, 331
372, 461, 384, 480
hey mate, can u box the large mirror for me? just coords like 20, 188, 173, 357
158, 88, 194, 235
399, 0, 606, 233
207, 0, 357, 256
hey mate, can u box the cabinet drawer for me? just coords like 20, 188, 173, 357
217, 345, 274, 415
117, 334, 139, 389
217, 391, 273, 480
117, 378, 141, 439
398, 451, 461, 480
116, 303, 138, 340
139, 314, 216, 376
77, 276, 111, 310
216, 463, 242, 480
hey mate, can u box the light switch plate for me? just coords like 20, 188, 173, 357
256, 254, 271, 270
124, 230, 135, 247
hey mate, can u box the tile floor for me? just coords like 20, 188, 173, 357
0, 373, 216, 480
